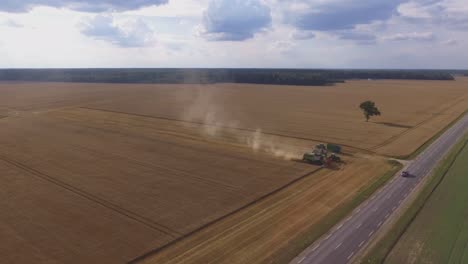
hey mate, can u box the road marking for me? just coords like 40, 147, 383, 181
355, 207, 361, 213
378, 221, 383, 227
399, 198, 404, 204
356, 222, 362, 229
335, 242, 342, 249
359, 241, 365, 248
325, 234, 331, 240
311, 244, 320, 251
392, 206, 397, 211
372, 207, 378, 212
385, 213, 390, 219
347, 252, 355, 260
298, 256, 306, 263
336, 223, 343, 230
368, 230, 374, 237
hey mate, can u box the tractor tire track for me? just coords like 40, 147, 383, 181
0, 154, 179, 238
79, 107, 373, 154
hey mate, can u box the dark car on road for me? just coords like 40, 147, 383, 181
401, 171, 411, 177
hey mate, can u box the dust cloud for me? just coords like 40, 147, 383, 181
179, 86, 300, 160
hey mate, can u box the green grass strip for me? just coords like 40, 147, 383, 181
360, 133, 468, 264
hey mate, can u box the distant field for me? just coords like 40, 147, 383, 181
0, 78, 466, 263
385, 140, 468, 264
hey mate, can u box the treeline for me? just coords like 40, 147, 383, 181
0, 68, 455, 86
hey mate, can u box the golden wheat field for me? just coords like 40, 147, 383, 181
0, 78, 466, 263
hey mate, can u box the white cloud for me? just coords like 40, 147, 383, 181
202, 0, 272, 41
80, 15, 156, 47
0, 0, 467, 68
382, 32, 436, 41
0, 0, 168, 13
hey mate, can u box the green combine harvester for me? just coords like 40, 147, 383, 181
302, 143, 341, 166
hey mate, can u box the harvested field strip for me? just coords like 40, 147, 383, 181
79, 106, 371, 154
136, 156, 395, 264
370, 96, 468, 151
0, 153, 179, 237
0, 109, 314, 263
132, 166, 323, 263
402, 109, 468, 160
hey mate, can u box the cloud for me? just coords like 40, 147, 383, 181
81, 15, 155, 47
269, 41, 296, 53
2, 19, 23, 28
202, 0, 271, 41
336, 31, 376, 45
383, 31, 435, 41
288, 0, 406, 31
442, 39, 458, 45
292, 30, 315, 40
0, 0, 168, 13
398, 0, 468, 29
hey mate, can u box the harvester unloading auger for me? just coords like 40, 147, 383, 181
302, 143, 342, 167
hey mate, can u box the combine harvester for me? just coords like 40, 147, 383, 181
302, 143, 342, 168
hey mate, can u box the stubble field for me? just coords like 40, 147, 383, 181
0, 78, 467, 263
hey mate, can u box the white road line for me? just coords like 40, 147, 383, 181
359, 241, 365, 248
335, 242, 343, 249
355, 208, 361, 213
392, 206, 397, 211
385, 213, 390, 219
336, 223, 344, 230
368, 230, 374, 237
325, 234, 331, 240
311, 244, 320, 252
399, 198, 404, 204
356, 222, 362, 229
298, 256, 306, 263
372, 207, 378, 212
377, 221, 383, 227
347, 252, 355, 260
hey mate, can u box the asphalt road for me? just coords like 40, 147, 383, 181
291, 114, 468, 264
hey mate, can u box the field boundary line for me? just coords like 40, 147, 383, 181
369, 96, 466, 152
0, 154, 179, 237
79, 107, 373, 154
129, 166, 323, 264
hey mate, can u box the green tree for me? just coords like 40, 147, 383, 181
359, 101, 381, 122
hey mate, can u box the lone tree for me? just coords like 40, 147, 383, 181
359, 101, 381, 122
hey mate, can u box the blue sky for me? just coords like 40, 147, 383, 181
0, 0, 467, 68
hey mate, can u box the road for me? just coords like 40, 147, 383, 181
291, 114, 468, 264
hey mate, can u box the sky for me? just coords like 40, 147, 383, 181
0, 0, 467, 69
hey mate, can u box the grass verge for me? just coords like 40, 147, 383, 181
272, 160, 403, 264
359, 133, 468, 264
396, 110, 467, 160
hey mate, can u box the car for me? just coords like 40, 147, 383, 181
401, 171, 411, 177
